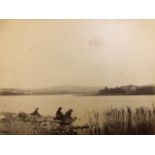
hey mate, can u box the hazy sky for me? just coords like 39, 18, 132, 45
0, 20, 155, 88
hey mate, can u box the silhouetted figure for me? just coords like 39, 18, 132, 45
31, 107, 41, 117
55, 107, 64, 120
64, 109, 77, 125
64, 109, 73, 119
54, 108, 77, 127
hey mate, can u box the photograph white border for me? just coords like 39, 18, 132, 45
0, 0, 155, 155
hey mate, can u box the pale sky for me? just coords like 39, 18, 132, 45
0, 20, 155, 88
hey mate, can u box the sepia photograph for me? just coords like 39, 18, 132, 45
0, 19, 155, 135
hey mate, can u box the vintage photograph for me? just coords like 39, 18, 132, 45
0, 19, 155, 135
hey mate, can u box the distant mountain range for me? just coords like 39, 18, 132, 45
0, 85, 155, 96
0, 86, 101, 95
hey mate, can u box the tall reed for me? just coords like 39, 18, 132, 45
88, 106, 155, 135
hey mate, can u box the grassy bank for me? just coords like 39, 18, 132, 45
0, 112, 88, 135
0, 106, 155, 135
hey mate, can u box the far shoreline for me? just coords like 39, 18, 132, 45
1, 93, 155, 96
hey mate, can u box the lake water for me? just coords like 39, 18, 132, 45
0, 95, 155, 124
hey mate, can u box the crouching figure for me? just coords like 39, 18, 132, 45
54, 107, 64, 120
31, 107, 41, 117
64, 109, 77, 125
54, 107, 77, 125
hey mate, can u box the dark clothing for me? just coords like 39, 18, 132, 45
31, 108, 40, 116
64, 110, 73, 119
55, 108, 64, 120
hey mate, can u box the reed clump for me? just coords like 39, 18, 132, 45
88, 106, 155, 135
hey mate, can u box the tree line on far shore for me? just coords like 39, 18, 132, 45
98, 85, 155, 95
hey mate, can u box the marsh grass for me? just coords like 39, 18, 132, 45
88, 106, 155, 135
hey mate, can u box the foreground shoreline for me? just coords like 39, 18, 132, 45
0, 105, 155, 135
